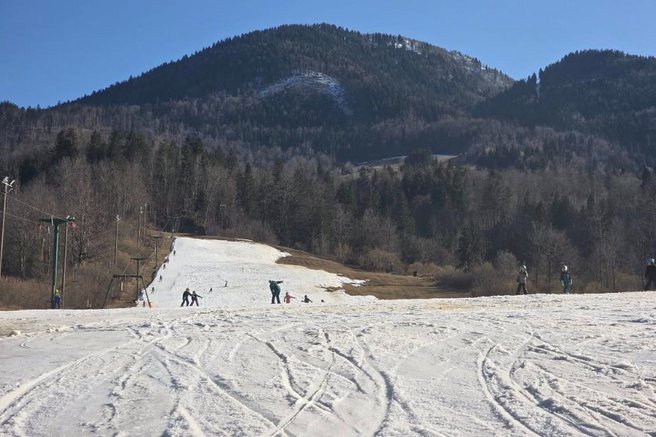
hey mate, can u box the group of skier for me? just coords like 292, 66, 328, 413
268, 280, 312, 304
180, 287, 202, 306
176, 281, 314, 307
516, 257, 656, 294
516, 264, 573, 295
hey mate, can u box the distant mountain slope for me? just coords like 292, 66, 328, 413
78, 24, 512, 116
1, 24, 514, 163
6, 28, 656, 170
476, 50, 656, 155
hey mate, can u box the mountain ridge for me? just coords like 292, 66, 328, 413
75, 23, 513, 109
2, 25, 656, 169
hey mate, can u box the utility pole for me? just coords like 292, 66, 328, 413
152, 235, 162, 266
39, 216, 75, 308
131, 256, 149, 306
143, 203, 148, 239
114, 215, 120, 266
0, 177, 15, 279
60, 217, 73, 308
137, 206, 143, 245
219, 203, 227, 231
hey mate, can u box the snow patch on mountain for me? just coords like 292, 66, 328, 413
391, 38, 423, 54
259, 71, 352, 115
448, 50, 513, 88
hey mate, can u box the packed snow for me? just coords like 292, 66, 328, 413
1, 237, 656, 436
145, 237, 368, 308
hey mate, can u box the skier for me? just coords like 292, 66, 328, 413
209, 288, 213, 293
284, 292, 296, 304
181, 288, 191, 306
269, 280, 283, 304
136, 289, 146, 307
190, 291, 202, 306
516, 265, 529, 295
645, 258, 656, 291
560, 265, 573, 294
159, 275, 163, 282
301, 295, 312, 303
52, 289, 61, 309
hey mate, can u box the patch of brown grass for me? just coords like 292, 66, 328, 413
0, 276, 51, 309
277, 248, 469, 300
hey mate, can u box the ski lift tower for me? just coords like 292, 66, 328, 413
101, 255, 151, 309
39, 215, 75, 308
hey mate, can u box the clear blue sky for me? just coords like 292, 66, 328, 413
1, 0, 655, 108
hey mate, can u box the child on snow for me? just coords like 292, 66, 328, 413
284, 292, 296, 304
190, 291, 202, 306
302, 295, 312, 303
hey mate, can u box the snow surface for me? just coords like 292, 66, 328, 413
258, 71, 352, 115
2, 237, 656, 436
147, 237, 369, 308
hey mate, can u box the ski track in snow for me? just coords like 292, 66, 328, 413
1, 238, 656, 436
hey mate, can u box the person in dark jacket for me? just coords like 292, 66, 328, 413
181, 288, 191, 306
269, 280, 283, 304
560, 265, 573, 294
52, 289, 62, 309
190, 291, 202, 306
302, 295, 312, 303
645, 258, 656, 291
516, 265, 528, 295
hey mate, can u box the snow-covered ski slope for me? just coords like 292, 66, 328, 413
146, 237, 369, 308
1, 238, 656, 436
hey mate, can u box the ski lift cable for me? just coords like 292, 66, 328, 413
4, 211, 42, 225
7, 194, 60, 218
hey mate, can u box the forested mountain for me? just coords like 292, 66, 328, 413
0, 24, 512, 167
476, 50, 656, 162
79, 24, 510, 110
3, 25, 656, 308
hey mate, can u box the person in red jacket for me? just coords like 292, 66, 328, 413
283, 292, 296, 304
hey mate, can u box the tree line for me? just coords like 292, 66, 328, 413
1, 128, 654, 308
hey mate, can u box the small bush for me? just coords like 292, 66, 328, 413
435, 265, 474, 290
357, 249, 404, 273
407, 262, 440, 277
334, 242, 352, 264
